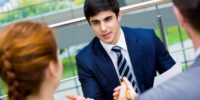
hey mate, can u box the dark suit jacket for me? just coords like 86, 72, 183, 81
76, 27, 175, 100
139, 55, 200, 100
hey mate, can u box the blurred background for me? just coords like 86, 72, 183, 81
0, 0, 194, 100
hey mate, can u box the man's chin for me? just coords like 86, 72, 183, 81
105, 41, 114, 45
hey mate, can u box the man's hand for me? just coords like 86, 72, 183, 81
113, 77, 138, 100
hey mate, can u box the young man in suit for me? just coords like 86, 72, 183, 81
114, 0, 200, 100
76, 0, 175, 99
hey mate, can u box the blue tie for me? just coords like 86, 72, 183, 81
112, 46, 138, 92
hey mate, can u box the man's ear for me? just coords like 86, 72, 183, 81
117, 11, 122, 22
173, 6, 186, 27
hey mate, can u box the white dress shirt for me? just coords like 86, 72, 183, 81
100, 28, 137, 84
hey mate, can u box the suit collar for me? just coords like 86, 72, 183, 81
121, 26, 138, 42
93, 38, 120, 88
190, 55, 200, 69
191, 48, 200, 69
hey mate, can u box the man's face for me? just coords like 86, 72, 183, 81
89, 10, 121, 45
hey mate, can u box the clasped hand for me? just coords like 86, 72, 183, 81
113, 77, 138, 100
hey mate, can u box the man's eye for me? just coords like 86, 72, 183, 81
92, 21, 99, 25
105, 17, 112, 22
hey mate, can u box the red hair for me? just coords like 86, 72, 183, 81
0, 21, 58, 100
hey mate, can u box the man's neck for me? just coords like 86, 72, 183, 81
186, 25, 200, 50
192, 33, 200, 51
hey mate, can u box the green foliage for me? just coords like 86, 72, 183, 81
155, 25, 189, 45
17, 1, 70, 18
182, 63, 192, 71
166, 26, 188, 45
62, 55, 78, 79
0, 0, 72, 24
18, 0, 41, 7
74, 0, 85, 5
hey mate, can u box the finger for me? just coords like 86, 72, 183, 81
113, 96, 118, 100
66, 94, 76, 100
113, 88, 120, 100
66, 94, 87, 100
122, 77, 138, 100
113, 91, 119, 97
123, 77, 134, 90
113, 86, 122, 100
114, 86, 121, 91
118, 83, 127, 100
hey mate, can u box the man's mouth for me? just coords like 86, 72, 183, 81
102, 32, 111, 39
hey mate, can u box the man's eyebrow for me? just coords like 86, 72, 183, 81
105, 15, 112, 18
104, 16, 112, 20
90, 19, 99, 23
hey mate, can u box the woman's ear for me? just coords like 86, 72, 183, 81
46, 61, 57, 78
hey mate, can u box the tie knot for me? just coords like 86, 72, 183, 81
111, 46, 121, 53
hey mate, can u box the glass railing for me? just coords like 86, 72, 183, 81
0, 0, 195, 99
0, 0, 152, 27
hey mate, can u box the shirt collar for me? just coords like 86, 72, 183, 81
195, 47, 200, 59
100, 28, 128, 53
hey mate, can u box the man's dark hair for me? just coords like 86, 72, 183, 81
84, 0, 120, 23
172, 0, 200, 32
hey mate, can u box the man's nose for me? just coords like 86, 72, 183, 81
100, 22, 107, 32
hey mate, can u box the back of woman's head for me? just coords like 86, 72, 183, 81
0, 21, 58, 100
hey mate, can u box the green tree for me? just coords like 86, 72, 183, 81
74, 0, 85, 5
18, 0, 44, 7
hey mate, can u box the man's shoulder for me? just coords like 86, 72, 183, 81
121, 26, 154, 33
76, 37, 98, 58
76, 43, 92, 58
121, 26, 155, 39
121, 26, 156, 41
140, 66, 200, 100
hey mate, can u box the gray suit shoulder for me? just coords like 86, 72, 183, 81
139, 59, 200, 100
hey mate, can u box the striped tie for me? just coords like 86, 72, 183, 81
112, 46, 138, 92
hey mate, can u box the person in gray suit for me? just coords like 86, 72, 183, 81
113, 0, 200, 100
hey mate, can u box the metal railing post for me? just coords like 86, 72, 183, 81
156, 5, 168, 49
177, 25, 188, 69
66, 49, 80, 95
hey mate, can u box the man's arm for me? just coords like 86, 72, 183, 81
76, 56, 105, 100
153, 31, 176, 73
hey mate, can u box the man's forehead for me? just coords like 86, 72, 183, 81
89, 11, 115, 21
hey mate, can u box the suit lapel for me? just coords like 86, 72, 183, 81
93, 38, 120, 88
123, 27, 145, 90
